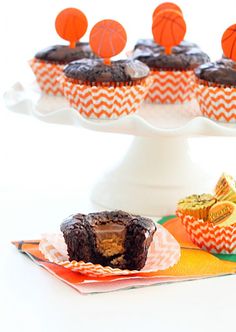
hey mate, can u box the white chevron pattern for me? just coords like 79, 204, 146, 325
29, 59, 64, 96
60, 76, 152, 119
195, 83, 236, 122
178, 211, 236, 254
146, 70, 195, 104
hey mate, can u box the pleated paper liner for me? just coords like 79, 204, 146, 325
195, 77, 236, 123
177, 211, 236, 254
39, 223, 180, 277
59, 76, 153, 119
145, 70, 195, 104
29, 59, 65, 96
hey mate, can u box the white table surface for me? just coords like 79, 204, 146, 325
1, 99, 236, 332
2, 0, 236, 330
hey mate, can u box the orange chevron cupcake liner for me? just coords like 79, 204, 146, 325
195, 78, 236, 123
29, 59, 64, 96
59, 76, 152, 119
145, 70, 195, 104
177, 211, 236, 254
39, 223, 180, 277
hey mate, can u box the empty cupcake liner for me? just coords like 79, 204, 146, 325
29, 59, 64, 96
195, 79, 236, 123
177, 211, 236, 254
59, 76, 152, 119
39, 223, 180, 277
145, 70, 195, 104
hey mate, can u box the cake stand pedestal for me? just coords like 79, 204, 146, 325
91, 136, 209, 216
4, 82, 236, 216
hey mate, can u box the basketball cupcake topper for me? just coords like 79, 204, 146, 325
152, 8, 186, 55
89, 19, 127, 65
222, 24, 236, 62
55, 8, 88, 48
152, 2, 182, 20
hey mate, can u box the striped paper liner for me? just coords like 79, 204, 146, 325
195, 78, 236, 123
59, 76, 152, 119
39, 223, 180, 277
177, 211, 236, 254
29, 58, 64, 96
145, 70, 195, 104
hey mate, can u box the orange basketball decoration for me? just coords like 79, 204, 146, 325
152, 9, 186, 55
222, 24, 236, 62
55, 8, 88, 48
153, 2, 182, 20
89, 20, 127, 65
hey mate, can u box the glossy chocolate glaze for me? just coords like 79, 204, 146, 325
35, 42, 96, 64
63, 58, 150, 82
195, 58, 236, 86
131, 39, 210, 70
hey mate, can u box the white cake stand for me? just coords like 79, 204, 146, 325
4, 81, 236, 216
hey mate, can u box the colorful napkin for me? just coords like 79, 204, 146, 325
13, 216, 236, 294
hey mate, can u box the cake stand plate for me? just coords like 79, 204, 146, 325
4, 82, 236, 216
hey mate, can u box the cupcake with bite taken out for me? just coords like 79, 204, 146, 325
195, 24, 236, 123
60, 19, 152, 119
131, 3, 210, 104
30, 8, 96, 96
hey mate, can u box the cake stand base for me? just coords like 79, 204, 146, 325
91, 136, 212, 216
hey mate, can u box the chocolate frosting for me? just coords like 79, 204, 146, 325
35, 42, 96, 64
63, 58, 150, 82
195, 59, 236, 86
131, 39, 210, 70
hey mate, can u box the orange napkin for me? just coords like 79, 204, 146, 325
12, 216, 236, 294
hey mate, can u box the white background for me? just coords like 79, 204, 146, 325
1, 1, 236, 331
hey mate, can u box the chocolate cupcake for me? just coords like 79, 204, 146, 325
61, 58, 151, 119
30, 7, 93, 96
60, 20, 152, 119
60, 210, 156, 270
131, 4, 209, 104
195, 59, 236, 122
132, 39, 210, 104
194, 23, 236, 122
30, 43, 96, 96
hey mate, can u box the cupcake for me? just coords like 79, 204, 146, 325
131, 6, 210, 104
195, 24, 236, 122
30, 43, 96, 96
195, 59, 236, 122
30, 8, 94, 96
60, 210, 156, 270
60, 20, 152, 119
177, 194, 217, 221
